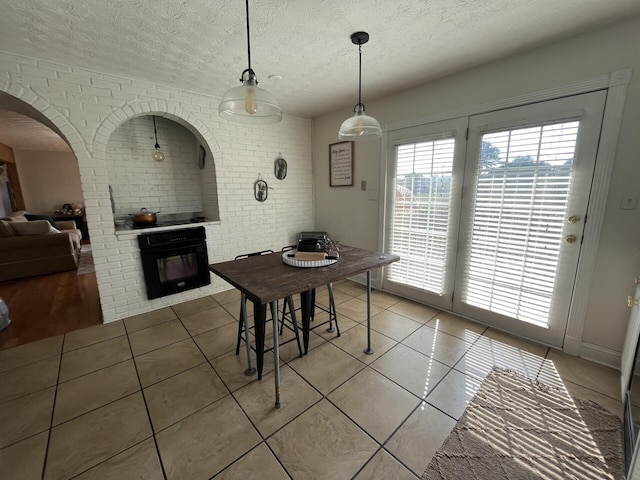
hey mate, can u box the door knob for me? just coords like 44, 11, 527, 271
565, 235, 577, 244
567, 215, 581, 224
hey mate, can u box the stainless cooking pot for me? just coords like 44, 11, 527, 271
129, 208, 159, 225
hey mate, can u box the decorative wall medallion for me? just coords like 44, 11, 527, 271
274, 154, 287, 180
254, 178, 268, 202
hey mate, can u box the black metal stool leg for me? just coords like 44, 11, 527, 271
327, 283, 340, 336
287, 296, 303, 357
235, 296, 245, 355
240, 296, 256, 375
270, 300, 281, 408
280, 296, 288, 335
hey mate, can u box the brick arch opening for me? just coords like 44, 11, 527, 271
0, 83, 88, 157
0, 85, 91, 219
0, 83, 105, 338
93, 102, 222, 225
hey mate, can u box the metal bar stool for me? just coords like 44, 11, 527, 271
280, 245, 340, 344
234, 250, 302, 375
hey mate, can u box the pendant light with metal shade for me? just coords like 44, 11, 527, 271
218, 0, 282, 124
338, 31, 382, 141
152, 116, 165, 162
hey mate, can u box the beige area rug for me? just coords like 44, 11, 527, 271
77, 244, 95, 275
423, 367, 623, 480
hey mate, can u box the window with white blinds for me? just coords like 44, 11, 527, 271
460, 121, 579, 327
388, 138, 456, 294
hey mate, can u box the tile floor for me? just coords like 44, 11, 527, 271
0, 280, 622, 479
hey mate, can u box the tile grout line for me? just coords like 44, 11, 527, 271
170, 302, 298, 479
122, 322, 169, 480
40, 333, 67, 480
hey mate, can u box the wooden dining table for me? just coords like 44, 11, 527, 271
208, 245, 400, 407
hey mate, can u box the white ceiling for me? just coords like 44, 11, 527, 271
1, 0, 640, 152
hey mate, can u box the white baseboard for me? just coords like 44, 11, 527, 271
578, 342, 621, 370
563, 335, 582, 356
347, 273, 382, 290
344, 278, 622, 370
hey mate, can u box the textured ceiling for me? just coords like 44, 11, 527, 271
1, 0, 640, 151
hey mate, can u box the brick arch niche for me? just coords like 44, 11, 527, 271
94, 105, 221, 225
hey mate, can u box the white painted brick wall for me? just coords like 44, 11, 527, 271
107, 116, 207, 218
1, 52, 315, 322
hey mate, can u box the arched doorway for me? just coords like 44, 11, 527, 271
0, 92, 101, 349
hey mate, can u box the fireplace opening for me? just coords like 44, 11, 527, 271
137, 226, 210, 299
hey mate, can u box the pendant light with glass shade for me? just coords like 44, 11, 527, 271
338, 31, 382, 141
152, 116, 165, 162
218, 0, 282, 124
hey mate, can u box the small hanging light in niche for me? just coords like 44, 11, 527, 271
152, 116, 165, 162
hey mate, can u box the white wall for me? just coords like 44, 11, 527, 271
14, 150, 83, 214
313, 15, 640, 364
0, 52, 314, 323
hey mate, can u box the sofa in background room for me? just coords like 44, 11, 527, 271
0, 211, 83, 281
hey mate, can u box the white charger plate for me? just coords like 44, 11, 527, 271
282, 250, 338, 268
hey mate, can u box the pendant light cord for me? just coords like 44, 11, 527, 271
242, 0, 254, 79
153, 115, 160, 148
357, 43, 363, 107
246, 0, 251, 71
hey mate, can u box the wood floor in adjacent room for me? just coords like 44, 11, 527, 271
0, 267, 102, 350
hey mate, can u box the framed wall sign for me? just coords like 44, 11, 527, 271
329, 141, 353, 187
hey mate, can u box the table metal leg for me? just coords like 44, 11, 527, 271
300, 290, 313, 354
241, 296, 256, 376
270, 300, 281, 408
364, 271, 374, 355
254, 302, 266, 380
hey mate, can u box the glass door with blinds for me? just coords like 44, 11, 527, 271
383, 117, 468, 310
454, 91, 606, 346
383, 91, 606, 347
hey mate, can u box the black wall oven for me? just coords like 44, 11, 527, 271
138, 227, 210, 300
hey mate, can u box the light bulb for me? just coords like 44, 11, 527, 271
245, 91, 258, 114
153, 148, 165, 162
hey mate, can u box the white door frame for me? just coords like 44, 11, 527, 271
377, 69, 631, 356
